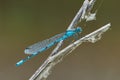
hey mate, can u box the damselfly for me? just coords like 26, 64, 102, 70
16, 27, 82, 66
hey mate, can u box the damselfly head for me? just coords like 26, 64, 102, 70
75, 27, 82, 33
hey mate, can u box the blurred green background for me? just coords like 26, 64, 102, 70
0, 0, 119, 80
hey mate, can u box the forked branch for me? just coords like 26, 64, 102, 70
29, 0, 111, 80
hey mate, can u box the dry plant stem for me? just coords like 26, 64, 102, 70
51, 0, 96, 57
29, 0, 109, 80
50, 23, 111, 63
29, 23, 111, 80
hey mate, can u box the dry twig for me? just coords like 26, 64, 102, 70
29, 0, 111, 80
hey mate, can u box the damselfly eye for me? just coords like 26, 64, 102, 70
76, 27, 82, 33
